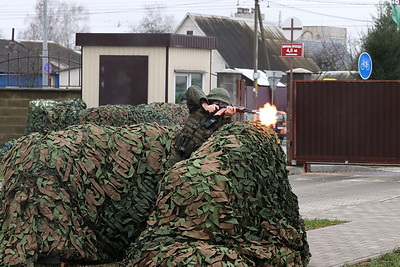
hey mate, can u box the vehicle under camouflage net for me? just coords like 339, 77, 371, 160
125, 121, 310, 266
0, 122, 175, 266
24, 98, 86, 135
80, 103, 189, 127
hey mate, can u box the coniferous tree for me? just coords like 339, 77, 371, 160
360, 2, 400, 79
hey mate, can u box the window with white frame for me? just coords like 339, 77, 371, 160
175, 72, 203, 104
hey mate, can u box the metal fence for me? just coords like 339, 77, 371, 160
291, 80, 400, 165
0, 53, 81, 89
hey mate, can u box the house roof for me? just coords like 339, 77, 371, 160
182, 13, 320, 73
312, 71, 358, 80
0, 39, 80, 73
235, 68, 285, 87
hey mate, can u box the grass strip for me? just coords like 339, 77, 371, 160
346, 247, 400, 266
304, 218, 348, 230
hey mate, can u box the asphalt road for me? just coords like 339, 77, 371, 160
289, 167, 400, 217
288, 167, 400, 266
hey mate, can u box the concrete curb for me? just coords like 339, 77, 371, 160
286, 164, 399, 175
307, 164, 375, 173
287, 166, 304, 175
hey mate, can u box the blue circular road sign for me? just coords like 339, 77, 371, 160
358, 52, 372, 80
44, 62, 52, 74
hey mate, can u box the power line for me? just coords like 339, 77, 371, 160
0, 0, 376, 20
0, 0, 377, 36
266, 0, 374, 22
289, 0, 377, 6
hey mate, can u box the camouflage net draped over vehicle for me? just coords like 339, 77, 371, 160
79, 102, 189, 127
126, 121, 310, 267
24, 98, 86, 135
0, 122, 175, 266
0, 140, 14, 163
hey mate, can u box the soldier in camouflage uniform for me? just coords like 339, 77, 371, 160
167, 85, 236, 167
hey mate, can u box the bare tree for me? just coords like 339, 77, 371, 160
18, 0, 89, 49
309, 38, 355, 71
300, 27, 359, 71
132, 4, 175, 33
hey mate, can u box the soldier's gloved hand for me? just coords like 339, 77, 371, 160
202, 102, 220, 113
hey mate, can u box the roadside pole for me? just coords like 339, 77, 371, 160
42, 0, 49, 88
253, 0, 259, 112
281, 17, 303, 165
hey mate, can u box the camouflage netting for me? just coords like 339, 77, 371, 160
0, 140, 14, 163
148, 102, 189, 125
126, 121, 310, 267
79, 103, 189, 127
0, 122, 175, 266
24, 98, 86, 135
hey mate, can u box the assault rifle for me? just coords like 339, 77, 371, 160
203, 104, 259, 129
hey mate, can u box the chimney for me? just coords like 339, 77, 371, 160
234, 7, 264, 20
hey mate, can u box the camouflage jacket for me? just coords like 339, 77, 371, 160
172, 85, 231, 161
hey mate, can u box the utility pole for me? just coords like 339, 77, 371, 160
253, 0, 259, 111
42, 0, 49, 88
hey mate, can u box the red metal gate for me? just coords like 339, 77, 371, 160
290, 80, 400, 165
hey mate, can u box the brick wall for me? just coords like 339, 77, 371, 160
0, 88, 81, 145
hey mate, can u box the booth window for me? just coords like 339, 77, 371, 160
175, 73, 203, 104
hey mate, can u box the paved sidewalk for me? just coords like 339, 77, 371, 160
288, 166, 400, 267
305, 197, 400, 266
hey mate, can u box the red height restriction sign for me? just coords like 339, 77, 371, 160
281, 43, 304, 57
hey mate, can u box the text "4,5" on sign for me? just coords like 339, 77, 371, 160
281, 43, 304, 57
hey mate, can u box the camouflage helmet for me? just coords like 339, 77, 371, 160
207, 88, 231, 104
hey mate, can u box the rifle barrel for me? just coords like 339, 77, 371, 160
218, 104, 258, 114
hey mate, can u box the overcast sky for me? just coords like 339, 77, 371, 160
0, 0, 381, 41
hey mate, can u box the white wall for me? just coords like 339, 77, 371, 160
81, 46, 167, 108
81, 45, 213, 107
169, 47, 212, 97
